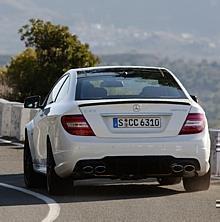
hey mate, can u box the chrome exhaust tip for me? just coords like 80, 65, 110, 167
82, 166, 94, 174
183, 165, 196, 177
171, 164, 184, 173
184, 165, 195, 173
95, 165, 106, 174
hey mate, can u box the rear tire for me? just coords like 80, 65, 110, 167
183, 169, 211, 192
47, 140, 74, 195
23, 132, 46, 188
157, 177, 181, 185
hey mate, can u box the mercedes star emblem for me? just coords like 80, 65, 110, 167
133, 104, 141, 112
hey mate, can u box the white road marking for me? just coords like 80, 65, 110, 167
0, 138, 23, 147
0, 183, 60, 222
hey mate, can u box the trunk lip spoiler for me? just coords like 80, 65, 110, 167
78, 100, 190, 107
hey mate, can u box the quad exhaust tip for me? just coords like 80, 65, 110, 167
171, 164, 196, 177
82, 166, 94, 174
184, 165, 195, 172
95, 165, 106, 174
171, 164, 184, 173
183, 165, 196, 177
82, 165, 106, 174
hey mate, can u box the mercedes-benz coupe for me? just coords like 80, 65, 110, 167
24, 66, 211, 195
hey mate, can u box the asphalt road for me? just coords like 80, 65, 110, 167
0, 143, 220, 222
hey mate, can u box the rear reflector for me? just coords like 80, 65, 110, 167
179, 113, 205, 135
61, 115, 95, 136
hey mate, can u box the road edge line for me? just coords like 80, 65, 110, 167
0, 138, 23, 147
0, 183, 60, 222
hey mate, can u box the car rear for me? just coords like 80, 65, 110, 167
55, 67, 210, 188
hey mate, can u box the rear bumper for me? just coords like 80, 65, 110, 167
72, 156, 201, 179
53, 131, 210, 178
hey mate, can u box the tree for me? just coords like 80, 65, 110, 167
6, 19, 100, 101
0, 66, 12, 98
6, 48, 37, 99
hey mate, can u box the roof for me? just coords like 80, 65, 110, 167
68, 66, 168, 74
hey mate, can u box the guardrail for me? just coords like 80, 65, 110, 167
0, 98, 37, 141
209, 129, 220, 176
0, 98, 219, 176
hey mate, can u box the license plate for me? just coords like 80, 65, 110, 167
113, 117, 161, 128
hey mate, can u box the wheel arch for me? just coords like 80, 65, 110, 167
25, 121, 35, 161
46, 135, 52, 149
46, 134, 56, 165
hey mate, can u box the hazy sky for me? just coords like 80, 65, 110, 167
0, 0, 219, 54
33, 0, 220, 36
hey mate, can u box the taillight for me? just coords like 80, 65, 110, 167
61, 115, 95, 136
179, 113, 205, 135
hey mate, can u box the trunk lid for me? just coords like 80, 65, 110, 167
77, 99, 191, 138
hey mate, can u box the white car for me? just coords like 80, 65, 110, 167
24, 66, 211, 195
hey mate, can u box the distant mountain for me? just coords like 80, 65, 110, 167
74, 23, 220, 60
0, 0, 220, 59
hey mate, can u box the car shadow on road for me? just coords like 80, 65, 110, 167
0, 173, 185, 206
62, 179, 185, 203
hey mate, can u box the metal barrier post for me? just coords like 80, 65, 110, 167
216, 131, 220, 176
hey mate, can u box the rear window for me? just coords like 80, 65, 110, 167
75, 68, 186, 100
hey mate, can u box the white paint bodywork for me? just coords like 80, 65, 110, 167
25, 66, 211, 178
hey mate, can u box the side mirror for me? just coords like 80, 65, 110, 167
24, 96, 41, 108
190, 95, 198, 103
